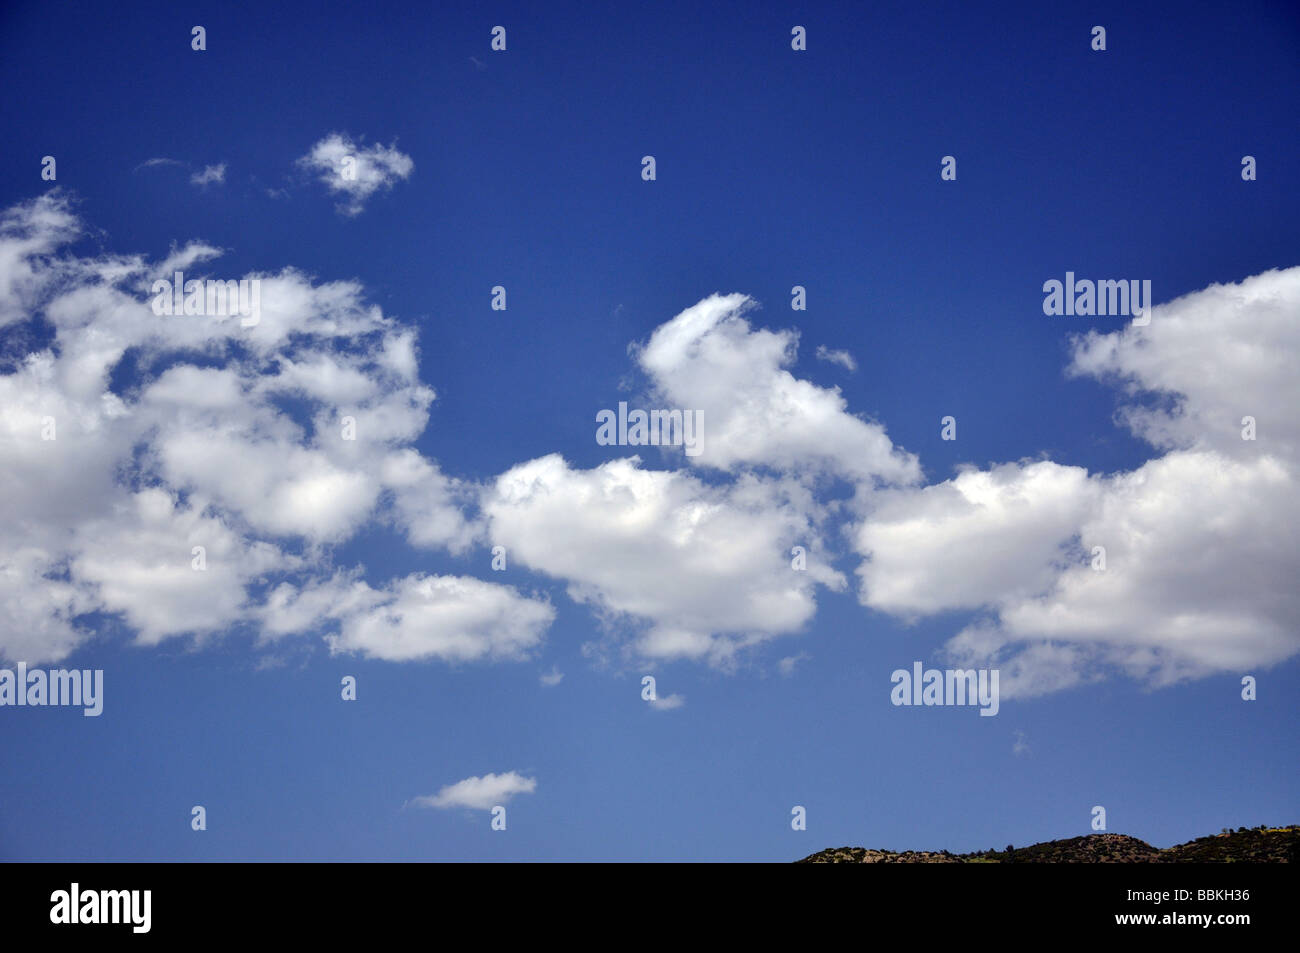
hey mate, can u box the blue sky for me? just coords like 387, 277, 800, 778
1, 0, 1297, 861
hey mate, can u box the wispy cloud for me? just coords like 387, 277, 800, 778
778, 653, 811, 677
814, 344, 857, 372
134, 157, 185, 172
190, 163, 226, 187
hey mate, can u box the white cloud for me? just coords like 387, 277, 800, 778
648, 692, 685, 710
855, 460, 1100, 616
411, 772, 537, 810
382, 449, 479, 554
0, 547, 95, 664
71, 489, 288, 646
1013, 729, 1030, 757
471, 295, 915, 670
297, 133, 413, 216
814, 345, 857, 372
189, 163, 226, 187
0, 192, 80, 328
539, 667, 564, 686
324, 574, 554, 663
253, 569, 555, 665
941, 450, 1298, 696
778, 652, 810, 676
0, 193, 518, 664
0, 217, 913, 672
3, 190, 1295, 702
636, 294, 918, 484
135, 158, 184, 171
153, 242, 223, 278
482, 454, 844, 667
155, 430, 383, 544
1068, 267, 1300, 462
854, 267, 1300, 696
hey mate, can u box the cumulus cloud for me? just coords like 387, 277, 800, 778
324, 574, 554, 663
468, 295, 919, 668
854, 267, 1300, 697
539, 667, 564, 686
0, 205, 929, 674
1067, 267, 1300, 462
3, 189, 1294, 701
0, 547, 96, 664
297, 133, 413, 216
482, 454, 845, 667
383, 449, 479, 553
636, 294, 919, 485
939, 450, 1297, 697
855, 460, 1100, 617
411, 772, 537, 810
255, 568, 554, 664
0, 192, 528, 664
71, 488, 288, 646
648, 692, 685, 710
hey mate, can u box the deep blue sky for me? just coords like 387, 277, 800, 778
1, 0, 1297, 860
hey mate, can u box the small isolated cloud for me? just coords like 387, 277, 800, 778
649, 692, 685, 710
297, 133, 414, 216
1013, 729, 1031, 757
815, 345, 857, 372
190, 163, 226, 187
468, 56, 487, 71
135, 157, 185, 172
411, 772, 537, 811
539, 666, 564, 686
778, 652, 811, 676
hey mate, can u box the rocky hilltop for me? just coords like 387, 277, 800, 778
797, 825, 1300, 863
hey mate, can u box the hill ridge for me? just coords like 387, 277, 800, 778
797, 825, 1300, 863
